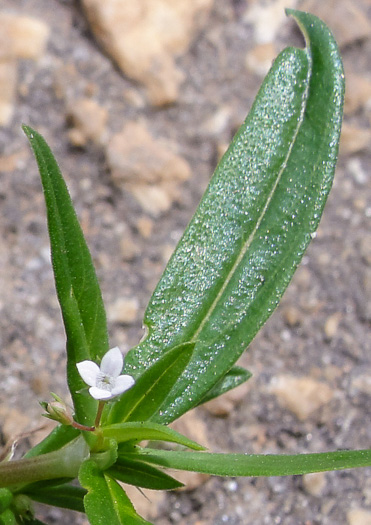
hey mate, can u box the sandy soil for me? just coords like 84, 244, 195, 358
0, 1, 370, 524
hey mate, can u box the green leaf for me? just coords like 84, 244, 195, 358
0, 510, 17, 525
124, 9, 344, 424
23, 126, 109, 425
25, 483, 86, 513
107, 457, 183, 490
102, 421, 205, 451
0, 491, 12, 514
195, 366, 252, 407
107, 343, 194, 425
127, 448, 371, 477
79, 460, 152, 525
24, 425, 79, 459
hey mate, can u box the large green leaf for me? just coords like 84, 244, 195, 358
106, 342, 194, 424
79, 460, 152, 525
23, 126, 109, 425
124, 9, 345, 423
125, 448, 371, 477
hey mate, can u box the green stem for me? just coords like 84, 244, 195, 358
0, 436, 88, 488
94, 401, 105, 428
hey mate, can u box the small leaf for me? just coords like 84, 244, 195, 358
124, 10, 345, 423
126, 447, 371, 477
23, 126, 109, 425
25, 483, 86, 513
195, 366, 252, 407
0, 491, 12, 514
107, 343, 194, 424
107, 457, 183, 490
0, 510, 17, 525
102, 421, 205, 451
79, 460, 152, 525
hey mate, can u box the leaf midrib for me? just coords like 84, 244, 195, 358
191, 53, 311, 343
122, 350, 189, 422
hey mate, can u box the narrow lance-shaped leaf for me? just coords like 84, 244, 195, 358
106, 342, 194, 425
107, 457, 183, 490
195, 366, 252, 407
79, 460, 152, 525
102, 421, 205, 450
24, 483, 86, 513
125, 448, 371, 477
24, 425, 79, 459
124, 10, 344, 423
23, 126, 109, 425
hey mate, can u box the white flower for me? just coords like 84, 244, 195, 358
76, 347, 135, 400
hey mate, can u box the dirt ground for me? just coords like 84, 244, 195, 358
0, 1, 370, 524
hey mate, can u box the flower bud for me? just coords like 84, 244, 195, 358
40, 393, 73, 426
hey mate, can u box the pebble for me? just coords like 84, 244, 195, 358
128, 183, 173, 217
106, 121, 191, 216
244, 0, 298, 44
245, 43, 277, 76
161, 243, 176, 265
107, 297, 140, 324
136, 216, 154, 239
282, 305, 302, 327
0, 13, 49, 60
66, 98, 108, 146
324, 312, 342, 340
119, 231, 140, 262
201, 106, 232, 136
351, 372, 371, 396
344, 72, 371, 116
170, 410, 211, 489
107, 121, 191, 184
203, 380, 251, 417
0, 407, 32, 441
81, 0, 213, 105
0, 14, 49, 126
359, 235, 371, 266
0, 151, 27, 172
300, 0, 371, 47
347, 508, 371, 525
347, 157, 368, 186
0, 61, 17, 125
269, 375, 334, 421
302, 472, 327, 496
340, 123, 371, 156
361, 267, 371, 320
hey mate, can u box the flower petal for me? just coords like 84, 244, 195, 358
89, 387, 113, 400
111, 375, 135, 396
100, 347, 123, 378
77, 361, 100, 387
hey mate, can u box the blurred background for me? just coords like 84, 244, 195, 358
0, 1, 370, 523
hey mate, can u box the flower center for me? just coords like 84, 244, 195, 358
96, 372, 114, 391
